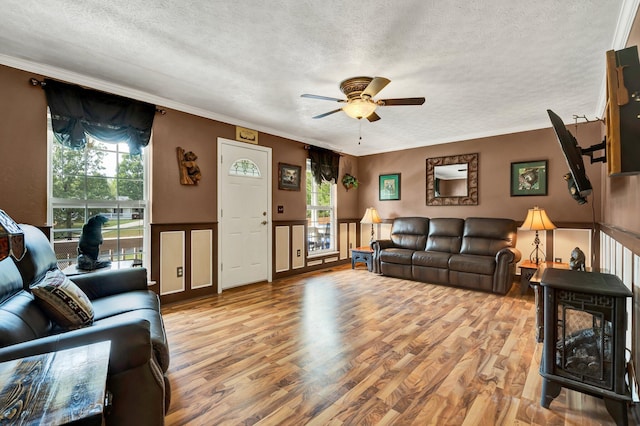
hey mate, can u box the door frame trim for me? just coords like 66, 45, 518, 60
217, 137, 273, 292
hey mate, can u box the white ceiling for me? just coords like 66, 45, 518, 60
0, 1, 637, 156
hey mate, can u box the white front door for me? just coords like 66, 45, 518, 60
218, 138, 272, 291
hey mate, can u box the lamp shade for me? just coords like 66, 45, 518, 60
360, 207, 382, 224
0, 210, 26, 261
343, 99, 377, 119
521, 206, 556, 231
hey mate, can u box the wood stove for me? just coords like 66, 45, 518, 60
540, 268, 632, 425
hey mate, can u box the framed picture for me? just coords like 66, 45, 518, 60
511, 160, 548, 196
278, 163, 301, 191
235, 126, 259, 144
379, 173, 401, 200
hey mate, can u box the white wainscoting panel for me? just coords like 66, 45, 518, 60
360, 223, 369, 248
191, 229, 213, 289
380, 223, 392, 240
599, 230, 636, 386
160, 231, 185, 296
339, 223, 348, 260
292, 225, 305, 269
553, 228, 592, 268
348, 222, 356, 255
275, 226, 290, 273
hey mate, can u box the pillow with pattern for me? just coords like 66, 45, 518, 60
32, 269, 94, 328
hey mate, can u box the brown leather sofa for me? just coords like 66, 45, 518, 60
0, 225, 169, 425
374, 217, 521, 294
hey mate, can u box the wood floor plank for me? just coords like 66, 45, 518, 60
163, 266, 624, 425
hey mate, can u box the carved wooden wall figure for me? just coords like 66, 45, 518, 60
176, 146, 202, 185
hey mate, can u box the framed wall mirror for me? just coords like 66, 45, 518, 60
426, 153, 478, 205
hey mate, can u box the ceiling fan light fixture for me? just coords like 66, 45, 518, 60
342, 98, 377, 119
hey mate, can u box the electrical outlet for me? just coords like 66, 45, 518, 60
177, 266, 183, 277
297, 249, 301, 257
554, 258, 562, 263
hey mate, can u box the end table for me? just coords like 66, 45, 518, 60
528, 261, 569, 342
519, 260, 541, 295
351, 246, 374, 272
519, 260, 569, 295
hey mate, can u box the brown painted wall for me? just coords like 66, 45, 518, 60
0, 66, 48, 225
150, 108, 229, 224
0, 64, 360, 228
151, 114, 360, 223
358, 123, 603, 223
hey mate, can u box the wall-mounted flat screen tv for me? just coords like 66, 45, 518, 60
547, 109, 592, 198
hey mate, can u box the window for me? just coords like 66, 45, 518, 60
48, 120, 148, 269
306, 158, 336, 254
229, 158, 261, 177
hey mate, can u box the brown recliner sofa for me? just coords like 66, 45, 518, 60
0, 224, 170, 425
374, 217, 521, 294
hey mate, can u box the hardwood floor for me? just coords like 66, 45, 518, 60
162, 266, 624, 425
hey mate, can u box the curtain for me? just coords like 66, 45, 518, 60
43, 79, 156, 155
308, 146, 340, 184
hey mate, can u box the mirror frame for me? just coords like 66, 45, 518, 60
426, 153, 478, 206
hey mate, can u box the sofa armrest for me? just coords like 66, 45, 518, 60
372, 240, 396, 274
70, 267, 149, 300
0, 318, 153, 374
375, 239, 395, 250
492, 247, 522, 294
495, 247, 522, 265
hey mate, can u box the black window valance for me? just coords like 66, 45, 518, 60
308, 146, 340, 185
43, 79, 156, 155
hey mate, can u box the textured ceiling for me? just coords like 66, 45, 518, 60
0, 1, 636, 156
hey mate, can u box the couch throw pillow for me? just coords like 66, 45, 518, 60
32, 269, 94, 328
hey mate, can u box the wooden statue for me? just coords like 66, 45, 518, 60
77, 214, 111, 270
176, 147, 202, 185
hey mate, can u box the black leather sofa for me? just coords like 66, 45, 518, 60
0, 224, 169, 425
374, 217, 521, 294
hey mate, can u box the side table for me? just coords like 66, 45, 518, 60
351, 246, 374, 272
0, 341, 111, 425
519, 260, 540, 295
519, 260, 569, 295
529, 262, 569, 342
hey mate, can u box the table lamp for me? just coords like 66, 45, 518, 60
360, 207, 382, 247
0, 210, 26, 261
521, 206, 556, 265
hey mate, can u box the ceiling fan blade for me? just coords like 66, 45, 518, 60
301, 94, 346, 102
362, 77, 391, 98
312, 108, 343, 119
379, 97, 426, 106
366, 111, 381, 122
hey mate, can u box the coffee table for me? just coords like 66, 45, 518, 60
0, 341, 111, 425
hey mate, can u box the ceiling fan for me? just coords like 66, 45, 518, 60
301, 76, 425, 122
